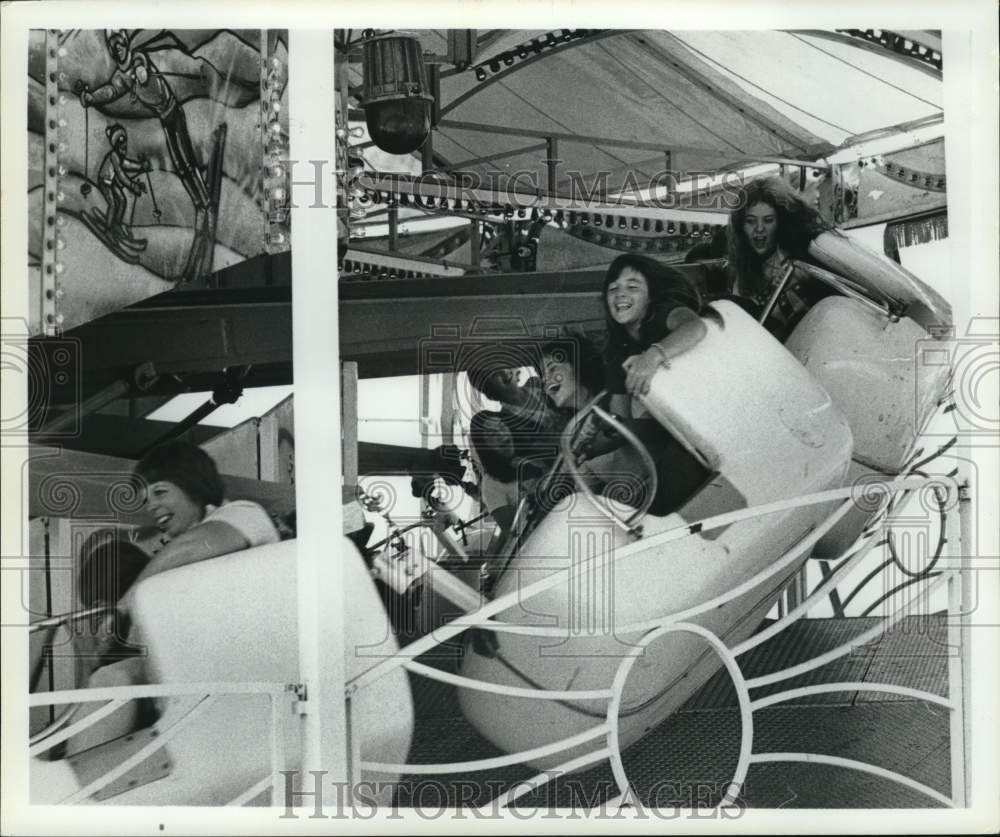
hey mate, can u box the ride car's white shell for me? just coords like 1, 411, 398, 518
459, 302, 854, 768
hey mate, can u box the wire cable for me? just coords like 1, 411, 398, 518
789, 32, 942, 110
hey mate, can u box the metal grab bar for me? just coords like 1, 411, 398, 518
791, 259, 901, 319
30, 605, 138, 751
30, 604, 116, 633
758, 262, 797, 324
29, 703, 82, 749
559, 390, 659, 536
29, 628, 91, 749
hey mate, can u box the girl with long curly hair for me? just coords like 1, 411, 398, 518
726, 176, 837, 339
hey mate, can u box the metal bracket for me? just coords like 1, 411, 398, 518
68, 726, 173, 802
287, 682, 309, 715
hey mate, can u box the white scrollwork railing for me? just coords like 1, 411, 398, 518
29, 680, 296, 806
345, 470, 967, 811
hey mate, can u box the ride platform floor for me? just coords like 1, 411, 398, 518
396, 614, 956, 809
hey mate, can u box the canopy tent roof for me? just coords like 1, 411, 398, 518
344, 29, 943, 195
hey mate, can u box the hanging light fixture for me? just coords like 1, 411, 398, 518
360, 32, 434, 155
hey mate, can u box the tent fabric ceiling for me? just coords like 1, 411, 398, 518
347, 30, 942, 196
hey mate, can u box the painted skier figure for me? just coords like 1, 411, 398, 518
78, 31, 211, 213
98, 123, 150, 244
78, 30, 224, 281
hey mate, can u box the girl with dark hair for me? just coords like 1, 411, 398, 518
726, 176, 836, 339
126, 440, 280, 595
593, 255, 714, 516
63, 443, 281, 755
539, 333, 604, 415
602, 253, 713, 402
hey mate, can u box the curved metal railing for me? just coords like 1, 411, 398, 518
28, 456, 966, 809
344, 469, 966, 811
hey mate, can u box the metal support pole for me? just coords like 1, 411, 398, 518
663, 150, 675, 197
290, 27, 348, 794
39, 379, 130, 435
388, 205, 399, 250
421, 133, 434, 172
428, 63, 441, 127
785, 571, 800, 612
958, 482, 972, 804
440, 372, 455, 446
818, 559, 846, 618
469, 220, 481, 271
420, 369, 433, 447
42, 518, 54, 722
946, 480, 971, 806
545, 137, 558, 195
343, 695, 362, 802
137, 366, 248, 457
421, 64, 439, 172
341, 362, 359, 494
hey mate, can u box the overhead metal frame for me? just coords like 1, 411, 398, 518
438, 30, 634, 118
787, 30, 942, 79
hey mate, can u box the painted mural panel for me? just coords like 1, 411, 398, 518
28, 28, 290, 335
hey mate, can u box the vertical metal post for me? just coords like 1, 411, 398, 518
421, 370, 433, 447
46, 517, 76, 694
344, 695, 362, 800
946, 481, 971, 806
440, 372, 455, 446
469, 219, 481, 271
958, 482, 972, 805
428, 63, 441, 126
818, 559, 846, 618
545, 137, 558, 194
269, 691, 287, 805
388, 205, 399, 251
42, 518, 54, 722
421, 64, 439, 172
662, 150, 675, 200
421, 134, 434, 171
289, 28, 348, 793
341, 362, 359, 495
785, 573, 800, 613
258, 410, 284, 483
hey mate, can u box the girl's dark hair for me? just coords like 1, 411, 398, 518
133, 440, 225, 509
77, 529, 150, 608
539, 332, 605, 403
727, 176, 833, 298
602, 254, 708, 359
468, 410, 517, 483
466, 361, 509, 403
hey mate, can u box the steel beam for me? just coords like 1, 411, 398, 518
65, 296, 292, 377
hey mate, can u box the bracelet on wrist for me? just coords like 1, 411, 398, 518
649, 343, 671, 367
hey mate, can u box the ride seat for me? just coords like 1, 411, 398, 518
785, 296, 950, 559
